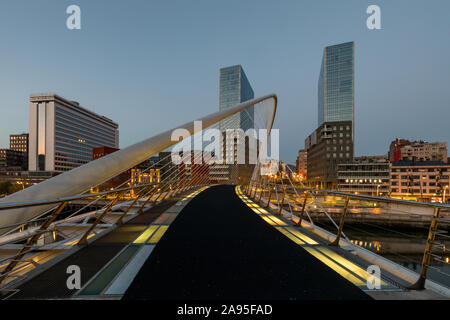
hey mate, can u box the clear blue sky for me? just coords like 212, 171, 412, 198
0, 0, 449, 164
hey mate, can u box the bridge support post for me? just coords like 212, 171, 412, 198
0, 201, 68, 285
177, 179, 191, 195
329, 196, 350, 247
115, 186, 152, 225
77, 192, 123, 246
266, 182, 273, 208
254, 178, 260, 198
179, 178, 195, 195
137, 185, 160, 213
251, 175, 260, 199
296, 192, 309, 227
258, 176, 265, 202
152, 182, 174, 204
408, 207, 441, 290
159, 180, 181, 202
278, 186, 286, 215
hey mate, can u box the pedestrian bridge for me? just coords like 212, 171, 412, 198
0, 95, 449, 300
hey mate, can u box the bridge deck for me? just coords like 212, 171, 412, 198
123, 185, 371, 300
9, 200, 177, 299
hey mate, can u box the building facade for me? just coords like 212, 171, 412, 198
7, 133, 29, 170
388, 138, 410, 162
354, 154, 387, 163
92, 147, 159, 189
0, 149, 27, 169
306, 121, 353, 189
337, 161, 390, 195
10, 133, 29, 153
318, 41, 355, 130
92, 146, 120, 160
28, 94, 119, 173
389, 139, 447, 163
209, 131, 257, 184
295, 149, 307, 180
390, 161, 450, 201
219, 65, 254, 132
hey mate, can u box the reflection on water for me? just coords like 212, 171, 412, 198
316, 222, 450, 288
349, 240, 450, 287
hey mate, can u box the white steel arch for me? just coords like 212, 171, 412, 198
0, 94, 277, 231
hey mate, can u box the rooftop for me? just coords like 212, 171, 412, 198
392, 160, 450, 167
30, 94, 118, 128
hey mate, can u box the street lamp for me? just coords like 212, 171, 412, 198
376, 184, 381, 197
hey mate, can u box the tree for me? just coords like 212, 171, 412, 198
0, 181, 22, 196
0, 181, 13, 195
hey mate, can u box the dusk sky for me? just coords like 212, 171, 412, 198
0, 0, 449, 164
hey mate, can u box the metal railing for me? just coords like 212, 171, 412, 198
0, 138, 224, 287
0, 178, 205, 286
244, 164, 450, 291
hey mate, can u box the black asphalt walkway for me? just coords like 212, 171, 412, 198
124, 185, 371, 300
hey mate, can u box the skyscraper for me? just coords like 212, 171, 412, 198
29, 94, 119, 173
211, 65, 256, 184
306, 42, 355, 189
318, 41, 354, 128
219, 65, 254, 131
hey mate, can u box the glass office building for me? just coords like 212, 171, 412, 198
306, 42, 355, 188
29, 94, 119, 173
318, 42, 354, 127
219, 65, 254, 132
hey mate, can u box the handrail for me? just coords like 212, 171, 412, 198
249, 165, 450, 291
0, 182, 159, 211
0, 178, 188, 233
285, 185, 450, 210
